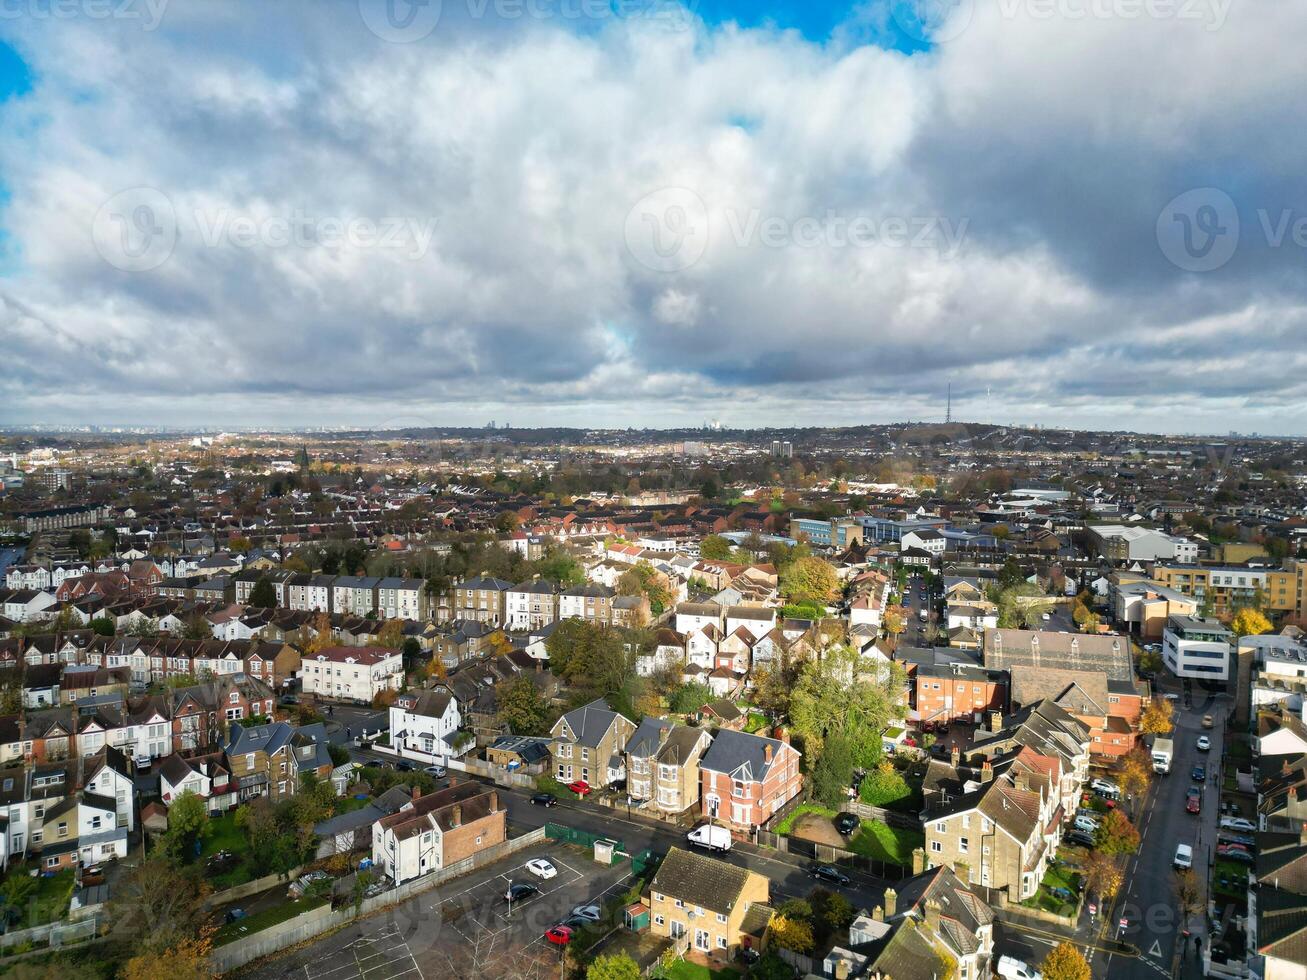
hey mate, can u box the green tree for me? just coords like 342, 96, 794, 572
89, 616, 116, 637
1040, 941, 1091, 980
495, 676, 553, 736
668, 682, 713, 714
248, 575, 277, 608
810, 733, 855, 808
162, 789, 211, 863
586, 953, 641, 980
859, 760, 910, 807
790, 644, 906, 765
699, 534, 733, 560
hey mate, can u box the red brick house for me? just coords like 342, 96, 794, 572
699, 729, 802, 830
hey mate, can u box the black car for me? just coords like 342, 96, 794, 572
530, 793, 558, 807
1066, 829, 1096, 847
1191, 765, 1207, 781
504, 883, 540, 903
834, 812, 860, 836
396, 761, 415, 772
811, 864, 850, 886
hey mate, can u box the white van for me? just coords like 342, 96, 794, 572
686, 824, 732, 853
997, 955, 1042, 980
1073, 815, 1100, 834
1174, 843, 1193, 870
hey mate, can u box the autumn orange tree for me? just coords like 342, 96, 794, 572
1041, 942, 1091, 980
1139, 696, 1174, 736
1096, 809, 1141, 856
1117, 747, 1153, 800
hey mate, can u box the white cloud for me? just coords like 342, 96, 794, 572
0, 1, 1304, 431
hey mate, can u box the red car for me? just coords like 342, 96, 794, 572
545, 925, 574, 946
1186, 789, 1202, 814
567, 780, 591, 796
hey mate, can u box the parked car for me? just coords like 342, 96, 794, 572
997, 955, 1042, 980
1066, 829, 1096, 847
1218, 832, 1255, 848
1073, 815, 1100, 834
395, 761, 415, 772
525, 858, 557, 880
570, 904, 602, 922
1090, 777, 1120, 796
1217, 846, 1254, 864
566, 780, 591, 796
1220, 816, 1256, 833
1174, 843, 1193, 869
530, 793, 558, 807
834, 812, 860, 836
544, 925, 574, 946
1197, 735, 1211, 752
1186, 788, 1202, 814
1191, 765, 1206, 781
133, 754, 151, 772
504, 883, 539, 903
424, 765, 446, 777
811, 864, 850, 886
1202, 714, 1214, 729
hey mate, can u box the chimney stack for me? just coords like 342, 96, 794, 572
834, 960, 851, 980
412, 784, 421, 802
924, 900, 941, 933
950, 745, 961, 769
872, 905, 884, 922
764, 744, 773, 764
912, 848, 925, 875
883, 887, 897, 918
981, 761, 994, 784
451, 803, 462, 827
989, 710, 1002, 733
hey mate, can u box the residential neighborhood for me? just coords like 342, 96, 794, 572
0, 424, 1302, 980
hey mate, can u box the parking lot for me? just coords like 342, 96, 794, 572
241, 841, 636, 980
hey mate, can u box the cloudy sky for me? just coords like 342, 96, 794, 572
1, 0, 1305, 434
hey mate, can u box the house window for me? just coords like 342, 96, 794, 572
930, 840, 943, 853
959, 837, 968, 853
716, 912, 727, 924
717, 937, 727, 949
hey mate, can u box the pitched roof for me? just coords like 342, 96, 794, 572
651, 847, 751, 913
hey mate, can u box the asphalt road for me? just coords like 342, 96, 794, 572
1096, 691, 1226, 980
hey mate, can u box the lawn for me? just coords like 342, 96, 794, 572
847, 823, 924, 867
1213, 860, 1249, 898
214, 894, 330, 945
656, 958, 741, 980
1020, 863, 1082, 918
776, 803, 922, 867
776, 803, 833, 836
199, 811, 255, 889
